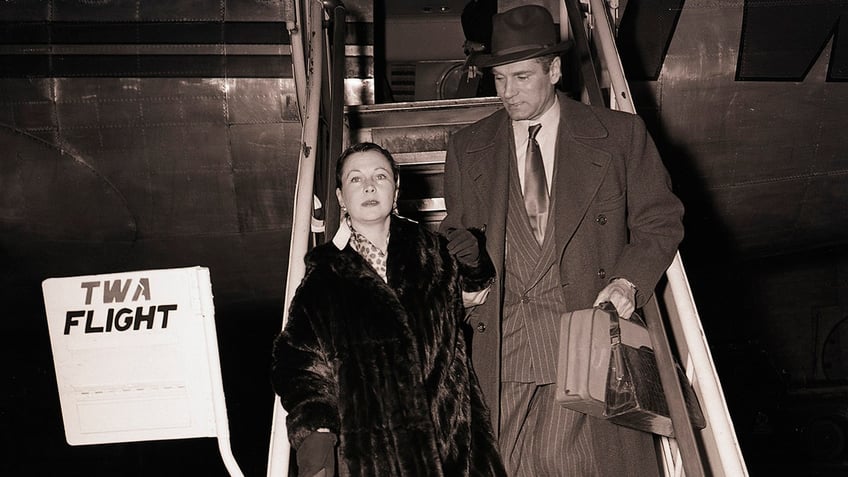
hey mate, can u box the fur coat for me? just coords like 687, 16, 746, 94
272, 216, 505, 476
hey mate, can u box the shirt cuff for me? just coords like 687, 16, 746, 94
612, 277, 637, 292
462, 286, 491, 308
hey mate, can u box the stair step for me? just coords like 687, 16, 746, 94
347, 97, 502, 154
371, 126, 458, 156
346, 97, 502, 129
393, 150, 446, 165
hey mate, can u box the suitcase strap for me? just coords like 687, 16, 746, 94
599, 300, 648, 347
599, 301, 626, 383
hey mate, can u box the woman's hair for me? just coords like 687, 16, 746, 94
335, 142, 401, 189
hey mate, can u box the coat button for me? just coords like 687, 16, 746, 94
597, 268, 606, 279
596, 214, 607, 225
520, 295, 531, 304
476, 322, 487, 333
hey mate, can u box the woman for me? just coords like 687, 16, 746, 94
272, 142, 505, 476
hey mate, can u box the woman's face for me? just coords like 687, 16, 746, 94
335, 149, 398, 229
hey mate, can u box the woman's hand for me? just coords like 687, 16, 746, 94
296, 431, 337, 477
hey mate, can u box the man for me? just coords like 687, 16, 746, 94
440, 5, 684, 476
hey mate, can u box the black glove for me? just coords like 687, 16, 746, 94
445, 227, 481, 267
296, 431, 337, 477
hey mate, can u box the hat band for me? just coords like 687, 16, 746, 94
492, 43, 549, 56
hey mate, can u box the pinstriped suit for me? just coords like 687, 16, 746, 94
502, 123, 563, 384
500, 146, 598, 475
440, 93, 684, 475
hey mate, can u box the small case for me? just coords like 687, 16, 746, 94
554, 306, 651, 417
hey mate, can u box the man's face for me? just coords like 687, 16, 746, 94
492, 56, 561, 121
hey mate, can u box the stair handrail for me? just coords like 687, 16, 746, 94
266, 1, 325, 475
289, 0, 308, 122
582, 0, 749, 475
322, 0, 347, 240
581, 4, 705, 476
561, 0, 604, 106
663, 254, 749, 476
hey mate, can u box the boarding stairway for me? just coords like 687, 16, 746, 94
267, 1, 748, 476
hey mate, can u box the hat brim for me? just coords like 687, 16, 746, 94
474, 40, 573, 68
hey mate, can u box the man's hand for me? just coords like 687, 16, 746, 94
445, 227, 481, 267
593, 278, 636, 319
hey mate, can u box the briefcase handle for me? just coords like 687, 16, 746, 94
598, 301, 631, 386
597, 301, 647, 346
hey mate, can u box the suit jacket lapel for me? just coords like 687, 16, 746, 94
553, 96, 613, 252
466, 116, 511, 212
465, 113, 511, 278
460, 100, 612, 275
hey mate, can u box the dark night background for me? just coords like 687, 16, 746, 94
2, 0, 847, 476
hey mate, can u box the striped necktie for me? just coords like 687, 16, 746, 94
524, 123, 549, 244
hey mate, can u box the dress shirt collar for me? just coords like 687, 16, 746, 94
332, 217, 352, 250
511, 95, 560, 145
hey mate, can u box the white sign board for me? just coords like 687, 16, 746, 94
42, 266, 224, 446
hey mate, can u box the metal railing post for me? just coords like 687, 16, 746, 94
266, 1, 325, 475
323, 0, 346, 240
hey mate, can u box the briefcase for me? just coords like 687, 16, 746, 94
604, 304, 706, 436
555, 303, 706, 437
554, 305, 651, 418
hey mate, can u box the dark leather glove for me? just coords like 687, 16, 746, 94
445, 227, 481, 267
296, 431, 337, 477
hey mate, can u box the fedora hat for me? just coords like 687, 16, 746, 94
475, 5, 573, 68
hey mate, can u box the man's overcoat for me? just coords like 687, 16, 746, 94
440, 94, 685, 474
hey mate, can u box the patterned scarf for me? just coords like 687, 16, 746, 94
346, 214, 389, 282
